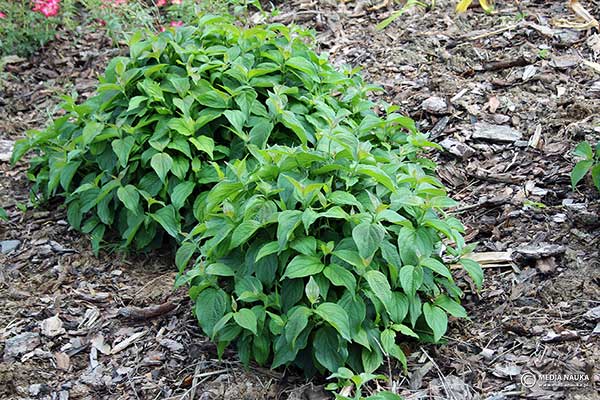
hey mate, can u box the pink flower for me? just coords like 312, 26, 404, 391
0, 11, 6, 19
156, 0, 167, 6
170, 20, 183, 27
32, 0, 60, 17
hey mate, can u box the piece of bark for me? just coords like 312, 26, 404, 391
118, 301, 177, 320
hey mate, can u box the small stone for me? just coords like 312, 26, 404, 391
421, 96, 448, 114
0, 140, 15, 163
472, 122, 523, 142
550, 54, 579, 69
40, 315, 65, 338
0, 240, 21, 254
29, 383, 51, 396
552, 213, 567, 223
493, 114, 511, 124
440, 138, 475, 158
3, 332, 40, 361
535, 257, 556, 274
584, 306, 600, 322
480, 348, 495, 360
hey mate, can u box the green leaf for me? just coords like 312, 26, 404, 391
313, 327, 347, 373
364, 270, 392, 305
282, 255, 324, 279
206, 263, 235, 276
398, 265, 423, 296
117, 185, 140, 213
323, 264, 356, 293
277, 210, 302, 250
230, 220, 262, 249
189, 136, 215, 159
82, 122, 104, 146
195, 288, 228, 336
356, 165, 396, 192
352, 222, 385, 261
305, 276, 320, 304
459, 258, 484, 289
387, 292, 409, 323
171, 181, 195, 210
423, 303, 448, 342
285, 56, 316, 75
591, 164, 600, 191
255, 241, 279, 262
285, 306, 311, 348
150, 205, 180, 239
571, 160, 592, 188
150, 152, 173, 183
573, 141, 593, 160
420, 258, 453, 280
434, 295, 467, 318
234, 308, 258, 335
315, 303, 352, 341
380, 329, 407, 369
175, 242, 196, 272
224, 110, 247, 139
112, 136, 136, 168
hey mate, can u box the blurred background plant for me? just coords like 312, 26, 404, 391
0, 0, 78, 57
0, 0, 265, 57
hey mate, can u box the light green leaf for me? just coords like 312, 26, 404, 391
323, 264, 356, 293
150, 204, 180, 239
195, 288, 228, 336
434, 294, 467, 318
364, 270, 392, 305
171, 181, 195, 210
112, 136, 136, 168
150, 152, 173, 183
459, 258, 484, 289
189, 136, 215, 159
230, 220, 262, 249
571, 160, 592, 188
175, 242, 196, 272
423, 303, 448, 342
315, 303, 351, 341
398, 265, 423, 297
352, 222, 385, 261
82, 122, 104, 146
420, 257, 453, 280
282, 255, 324, 279
234, 308, 258, 335
117, 185, 140, 213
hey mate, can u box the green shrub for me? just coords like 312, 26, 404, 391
571, 141, 600, 192
13, 15, 383, 253
176, 116, 482, 376
13, 15, 482, 377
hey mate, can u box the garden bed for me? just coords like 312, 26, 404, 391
1, 0, 599, 398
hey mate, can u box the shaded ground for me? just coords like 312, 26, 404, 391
1, 0, 600, 399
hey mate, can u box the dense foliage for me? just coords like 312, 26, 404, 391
13, 16, 482, 376
571, 141, 600, 192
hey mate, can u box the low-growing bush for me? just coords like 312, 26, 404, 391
176, 125, 482, 375
13, 15, 386, 253
13, 15, 482, 377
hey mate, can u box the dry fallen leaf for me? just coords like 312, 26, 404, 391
569, 0, 600, 29
488, 96, 500, 113
54, 352, 70, 371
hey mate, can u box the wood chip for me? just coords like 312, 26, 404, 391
111, 331, 146, 354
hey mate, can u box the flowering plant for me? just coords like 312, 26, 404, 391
0, 0, 66, 57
